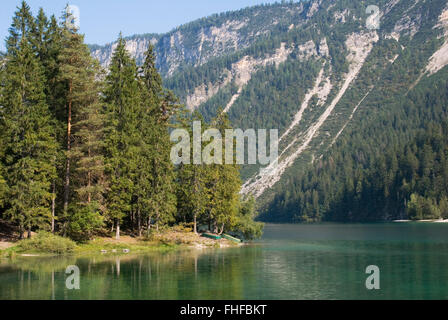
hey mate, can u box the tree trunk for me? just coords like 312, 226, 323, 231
19, 225, 24, 240
62, 222, 67, 237
193, 213, 197, 234
63, 82, 73, 215
137, 208, 142, 237
51, 181, 56, 233
213, 221, 218, 234
115, 219, 120, 240
147, 217, 151, 236
87, 142, 91, 203
218, 223, 225, 235
27, 227, 32, 239
130, 208, 134, 233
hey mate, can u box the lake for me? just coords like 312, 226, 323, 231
1, 223, 448, 300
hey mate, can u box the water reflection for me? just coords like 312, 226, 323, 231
1, 223, 448, 300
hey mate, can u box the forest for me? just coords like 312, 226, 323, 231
162, 0, 448, 223
0, 2, 262, 241
263, 121, 448, 222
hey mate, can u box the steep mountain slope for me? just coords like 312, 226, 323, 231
91, 0, 448, 222
90, 2, 307, 77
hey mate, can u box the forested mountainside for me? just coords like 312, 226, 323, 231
92, 0, 448, 223
90, 2, 307, 77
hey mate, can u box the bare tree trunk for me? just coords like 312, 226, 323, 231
19, 225, 24, 240
63, 157, 70, 213
213, 221, 218, 234
218, 223, 225, 235
137, 207, 142, 237
193, 213, 197, 234
130, 208, 134, 234
115, 219, 120, 240
87, 144, 91, 203
63, 82, 73, 216
51, 181, 56, 233
27, 226, 31, 239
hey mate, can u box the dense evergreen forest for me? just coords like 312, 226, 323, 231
263, 121, 448, 222
161, 0, 448, 223
0, 2, 262, 241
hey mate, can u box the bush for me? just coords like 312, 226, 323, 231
17, 232, 77, 254
67, 205, 104, 241
172, 223, 193, 233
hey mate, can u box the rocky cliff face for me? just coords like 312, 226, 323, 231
90, 2, 306, 77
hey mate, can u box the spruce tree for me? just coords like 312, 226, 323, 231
176, 114, 209, 234
0, 54, 7, 210
205, 112, 241, 234
0, 1, 58, 238
30, 9, 65, 233
103, 35, 141, 239
137, 45, 177, 233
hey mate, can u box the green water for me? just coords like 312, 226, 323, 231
1, 223, 448, 300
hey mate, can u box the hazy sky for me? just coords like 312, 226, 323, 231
0, 0, 283, 51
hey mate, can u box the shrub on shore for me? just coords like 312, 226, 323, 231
17, 232, 76, 254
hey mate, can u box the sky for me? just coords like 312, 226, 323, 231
0, 0, 281, 51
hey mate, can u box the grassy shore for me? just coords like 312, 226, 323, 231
0, 228, 241, 258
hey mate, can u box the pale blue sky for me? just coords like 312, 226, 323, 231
0, 0, 283, 51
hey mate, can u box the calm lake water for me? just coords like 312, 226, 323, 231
1, 223, 448, 300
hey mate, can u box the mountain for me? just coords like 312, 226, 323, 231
91, 0, 448, 222
90, 2, 307, 77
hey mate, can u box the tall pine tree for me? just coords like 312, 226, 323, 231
57, 12, 107, 237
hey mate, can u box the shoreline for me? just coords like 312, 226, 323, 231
393, 219, 448, 223
0, 230, 243, 258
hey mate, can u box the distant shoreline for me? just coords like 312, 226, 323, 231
393, 219, 448, 223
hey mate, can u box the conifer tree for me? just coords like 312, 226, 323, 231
68, 93, 107, 240
0, 54, 6, 209
103, 35, 142, 239
137, 45, 177, 233
30, 9, 65, 232
205, 112, 241, 234
56, 11, 107, 237
0, 1, 58, 238
176, 114, 210, 234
